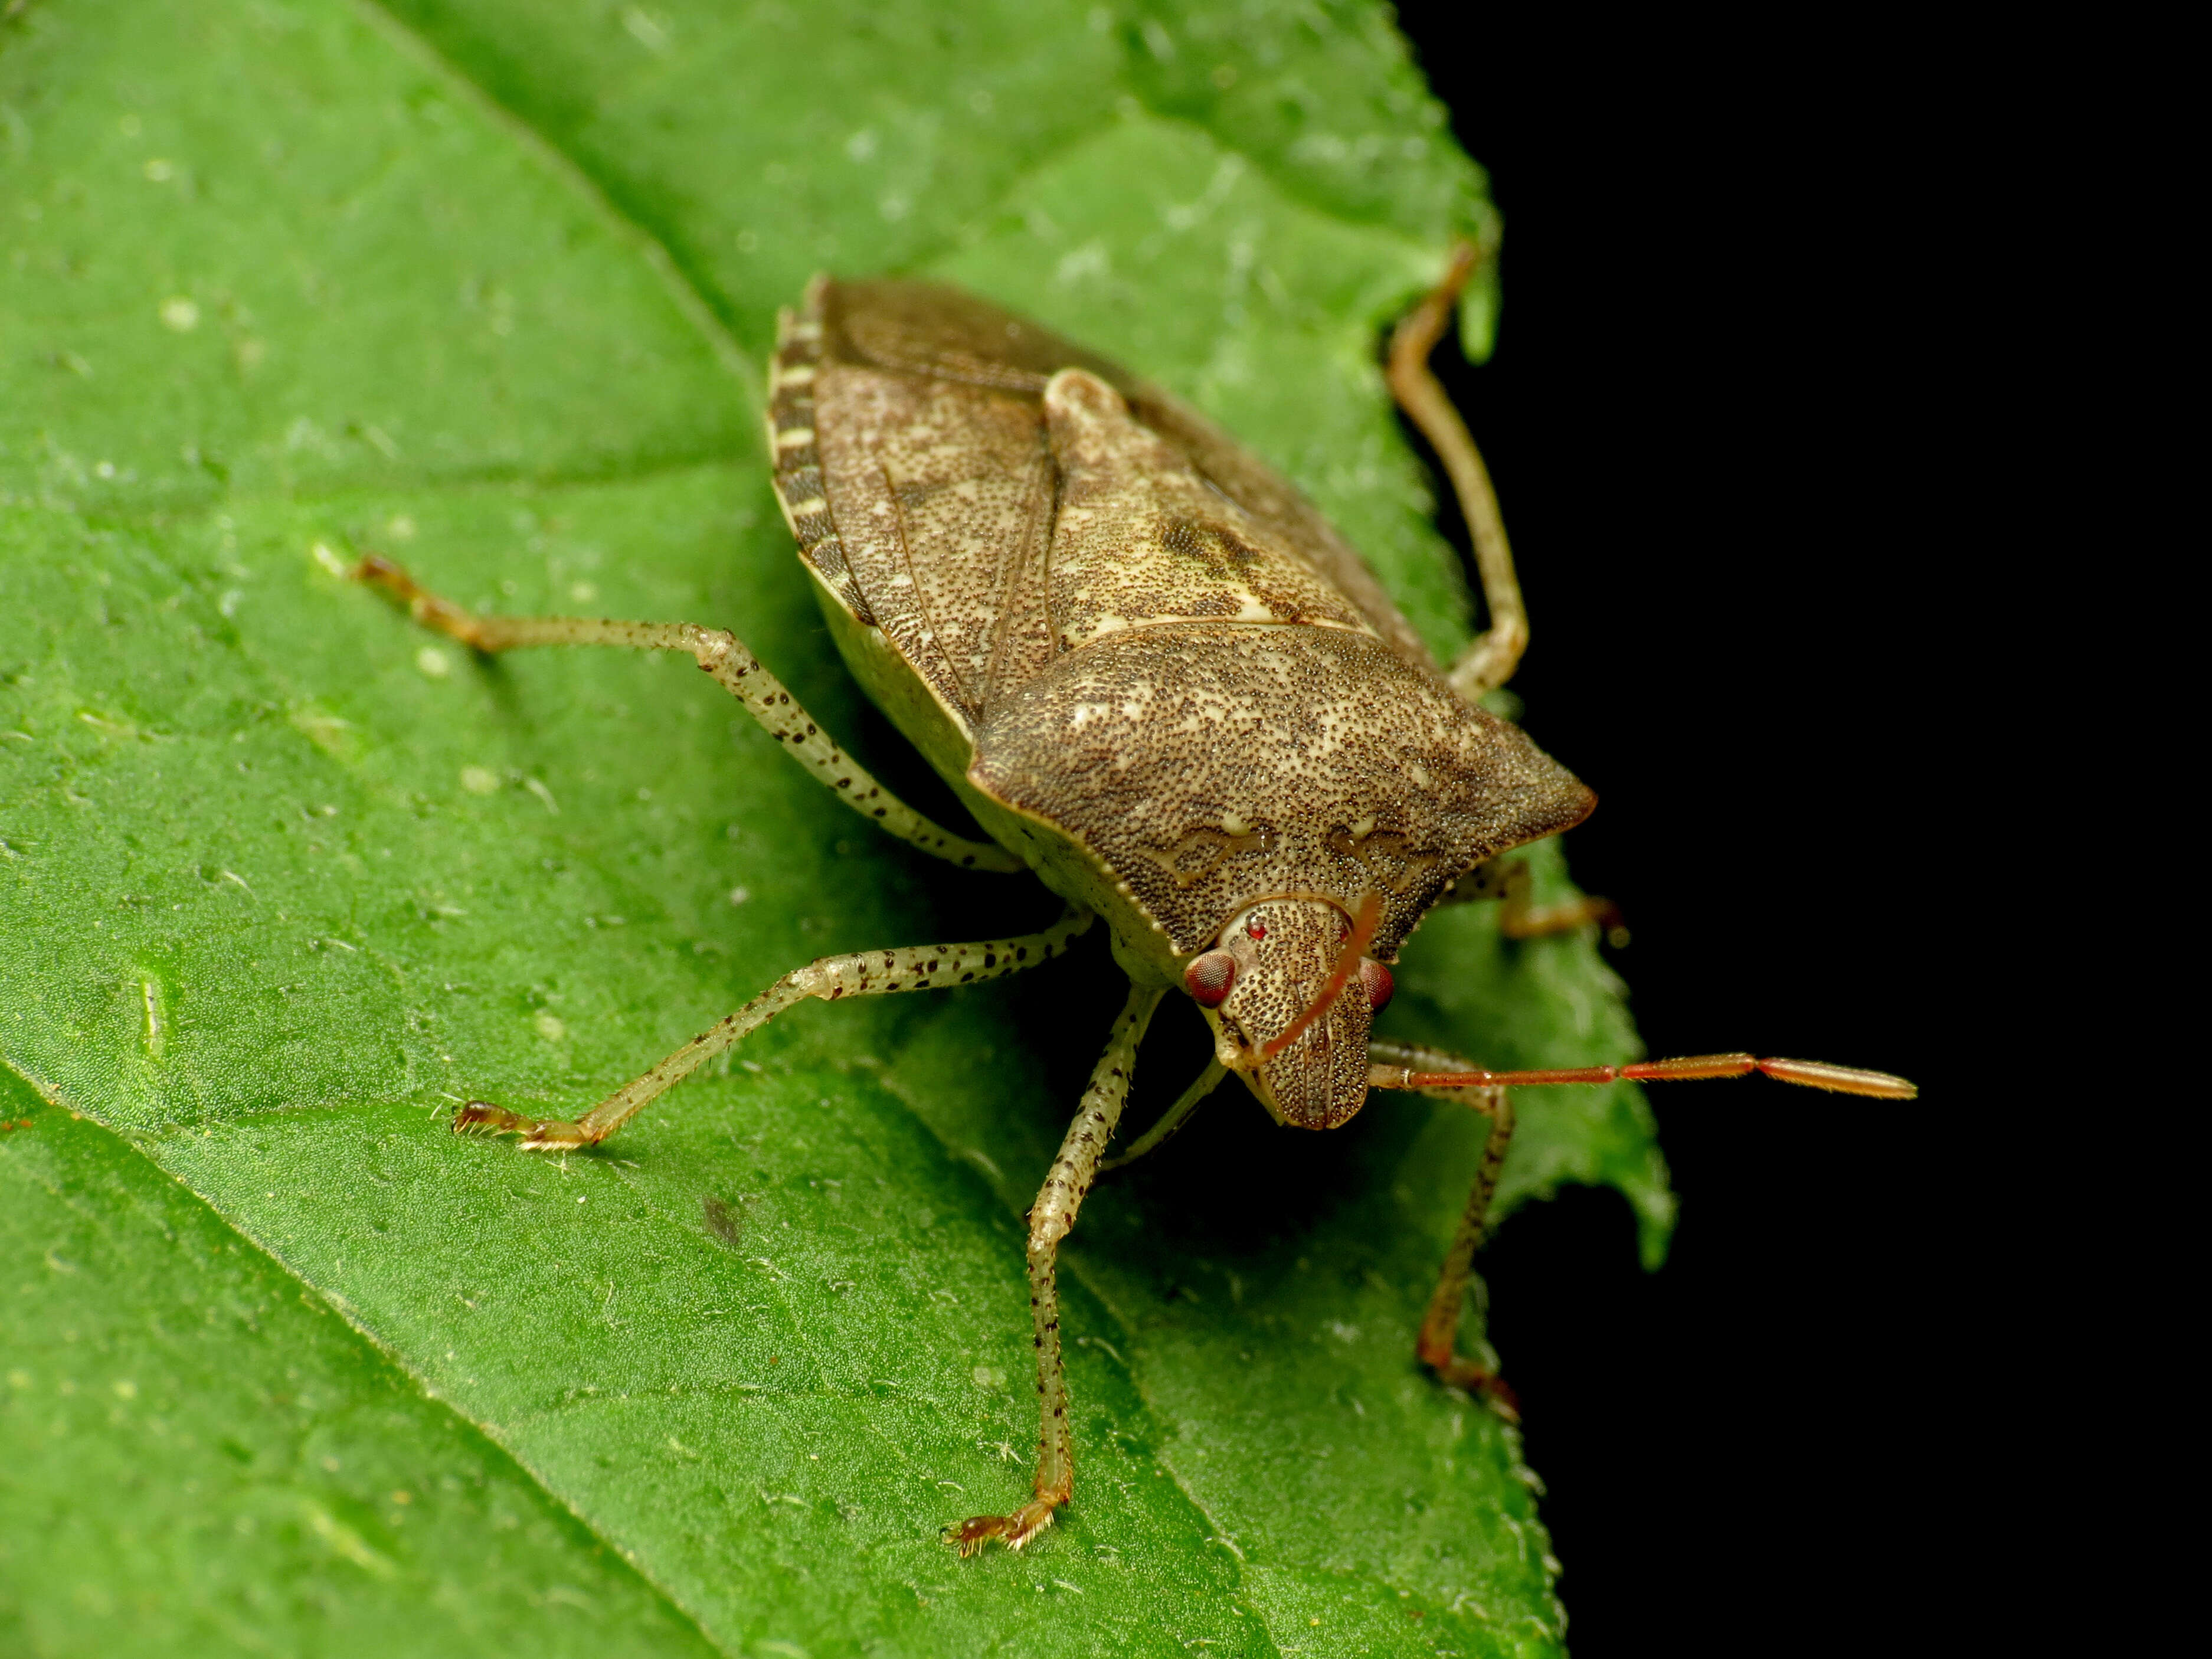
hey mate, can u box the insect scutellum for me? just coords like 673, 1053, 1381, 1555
354, 244, 1915, 1558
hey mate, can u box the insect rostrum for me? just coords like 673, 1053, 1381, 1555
357, 254, 1913, 1557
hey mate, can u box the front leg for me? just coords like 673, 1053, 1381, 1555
948, 982, 1166, 1555
1099, 1058, 1226, 1174
454, 907, 1092, 1150
1369, 1039, 1522, 1421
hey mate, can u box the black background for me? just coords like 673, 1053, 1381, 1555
1386, 9, 1949, 1651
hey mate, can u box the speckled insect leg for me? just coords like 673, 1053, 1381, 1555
949, 982, 1166, 1557
353, 555, 1022, 873
1369, 1039, 1523, 1421
452, 907, 1094, 1151
1387, 243, 1530, 700
1441, 855, 1629, 948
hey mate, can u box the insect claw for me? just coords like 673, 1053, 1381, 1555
451, 1100, 516, 1136
451, 1100, 594, 1150
944, 1517, 997, 1556
945, 1500, 1058, 1555
1476, 1375, 1522, 1423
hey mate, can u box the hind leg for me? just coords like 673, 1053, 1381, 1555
354, 555, 1021, 873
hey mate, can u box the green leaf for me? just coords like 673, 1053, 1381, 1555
0, 2, 1670, 1654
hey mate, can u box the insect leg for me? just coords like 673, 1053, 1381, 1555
451, 906, 1093, 1150
1387, 241, 1529, 700
948, 982, 1166, 1556
1369, 1039, 1521, 1419
1098, 1058, 1227, 1174
352, 555, 1023, 873
1441, 855, 1629, 947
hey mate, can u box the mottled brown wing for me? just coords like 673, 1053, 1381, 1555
826, 277, 1129, 395
826, 283, 1442, 671
1036, 368, 1376, 650
1118, 385, 1440, 673
770, 284, 1053, 726
768, 279, 1440, 724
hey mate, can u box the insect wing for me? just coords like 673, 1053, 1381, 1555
778, 279, 1443, 725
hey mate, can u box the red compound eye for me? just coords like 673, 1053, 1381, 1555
1184, 951, 1238, 1007
1358, 958, 1394, 1012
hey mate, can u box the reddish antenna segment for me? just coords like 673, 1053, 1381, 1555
1371, 1052, 1916, 1100
1263, 890, 1383, 1060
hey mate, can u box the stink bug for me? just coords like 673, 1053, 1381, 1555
354, 246, 1913, 1555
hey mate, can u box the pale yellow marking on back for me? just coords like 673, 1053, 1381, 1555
1039, 369, 1376, 655
1228, 591, 1278, 623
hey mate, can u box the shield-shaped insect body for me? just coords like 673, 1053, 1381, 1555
358, 254, 1915, 1556
769, 277, 1595, 1133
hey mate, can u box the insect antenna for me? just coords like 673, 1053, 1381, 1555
1370, 1053, 1916, 1100
1262, 890, 1383, 1060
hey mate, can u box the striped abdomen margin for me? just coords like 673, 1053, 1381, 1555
768, 297, 876, 627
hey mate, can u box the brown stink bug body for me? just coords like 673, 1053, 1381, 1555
356, 248, 1914, 1555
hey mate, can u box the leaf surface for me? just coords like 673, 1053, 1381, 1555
1, 2, 1668, 1653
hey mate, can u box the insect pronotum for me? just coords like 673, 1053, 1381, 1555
355, 246, 1915, 1555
